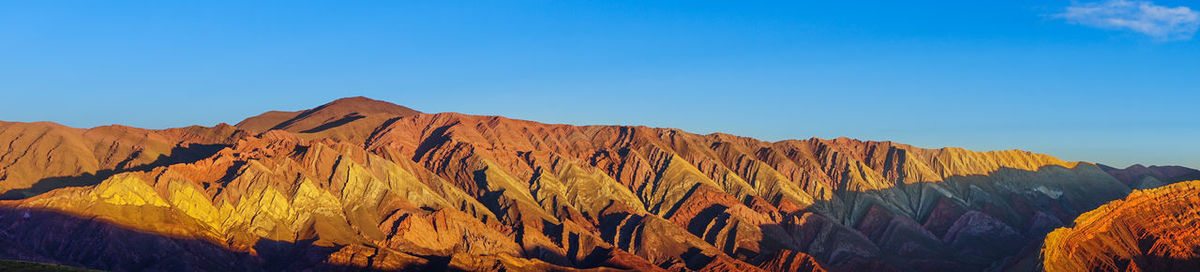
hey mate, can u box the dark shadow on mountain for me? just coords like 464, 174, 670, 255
472, 168, 515, 222
733, 164, 1137, 272
598, 211, 646, 251
0, 207, 441, 272
680, 247, 716, 270
1099, 163, 1200, 188
529, 219, 634, 270
300, 114, 366, 133
268, 104, 338, 131
0, 259, 98, 272
411, 125, 453, 162
524, 245, 604, 269
364, 116, 406, 147
252, 238, 344, 271
0, 143, 228, 200
1119, 235, 1200, 272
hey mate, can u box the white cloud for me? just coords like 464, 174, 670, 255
1057, 0, 1199, 41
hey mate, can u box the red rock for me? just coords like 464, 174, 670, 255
1043, 181, 1200, 272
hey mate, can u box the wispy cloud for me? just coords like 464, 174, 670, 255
1057, 0, 1199, 41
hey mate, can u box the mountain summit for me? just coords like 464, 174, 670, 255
0, 97, 1188, 271
237, 96, 421, 133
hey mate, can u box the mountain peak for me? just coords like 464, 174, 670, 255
318, 96, 420, 115
236, 96, 421, 133
330, 95, 375, 102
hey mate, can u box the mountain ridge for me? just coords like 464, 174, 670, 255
0, 96, 1182, 271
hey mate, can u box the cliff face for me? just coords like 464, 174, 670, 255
0, 97, 1136, 271
1042, 181, 1200, 272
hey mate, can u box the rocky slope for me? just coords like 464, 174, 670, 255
0, 97, 1138, 271
1042, 181, 1200, 272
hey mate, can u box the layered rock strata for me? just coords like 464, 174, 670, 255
0, 97, 1138, 271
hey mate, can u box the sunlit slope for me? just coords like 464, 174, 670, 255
0, 121, 240, 198
1043, 180, 1200, 272
0, 97, 1136, 271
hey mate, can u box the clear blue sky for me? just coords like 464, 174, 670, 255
1, 1, 1197, 168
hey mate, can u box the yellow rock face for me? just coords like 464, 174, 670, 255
167, 180, 222, 228
91, 174, 168, 207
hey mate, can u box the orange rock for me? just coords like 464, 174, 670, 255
1043, 181, 1200, 272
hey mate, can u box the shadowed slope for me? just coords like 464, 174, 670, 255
1100, 164, 1200, 189
0, 207, 453, 271
784, 164, 1127, 271
0, 259, 97, 272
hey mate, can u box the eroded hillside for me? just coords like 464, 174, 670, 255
1042, 181, 1200, 272
0, 97, 1140, 271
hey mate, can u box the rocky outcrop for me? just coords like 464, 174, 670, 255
0, 97, 1139, 271
1042, 181, 1200, 272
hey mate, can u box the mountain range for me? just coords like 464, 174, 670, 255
0, 97, 1195, 271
